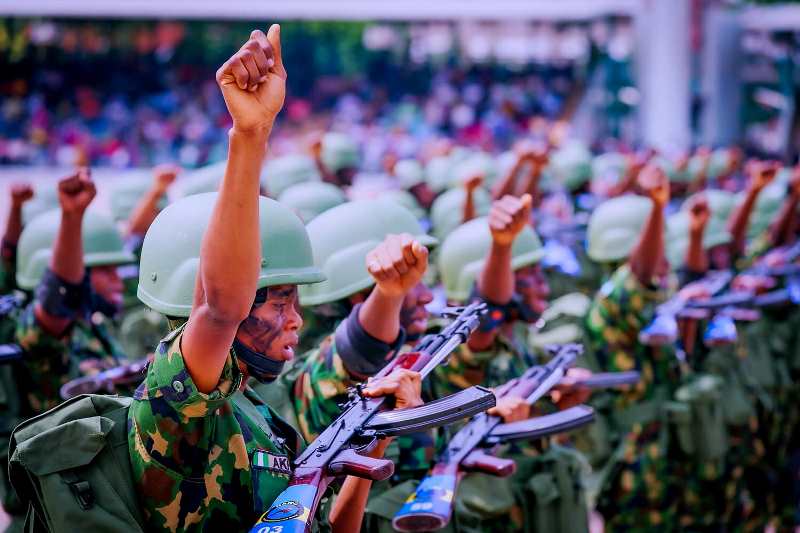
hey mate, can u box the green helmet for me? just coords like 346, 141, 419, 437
321, 133, 360, 174
438, 216, 544, 301
277, 182, 347, 223
181, 161, 226, 197
394, 159, 425, 190
425, 156, 454, 194
299, 198, 437, 306
591, 152, 628, 187
16, 209, 135, 290
682, 189, 736, 222
430, 187, 491, 241
651, 156, 684, 183
138, 192, 324, 317
378, 190, 425, 220
743, 180, 786, 238
550, 141, 592, 191
110, 176, 169, 222
118, 307, 168, 359
707, 149, 731, 179
22, 186, 59, 225
587, 195, 653, 263
450, 153, 499, 189
665, 211, 732, 268
261, 154, 320, 198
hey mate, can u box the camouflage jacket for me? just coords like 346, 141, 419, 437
15, 303, 126, 413
128, 325, 304, 533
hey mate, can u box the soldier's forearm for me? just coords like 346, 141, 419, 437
3, 203, 24, 248
478, 241, 514, 305
685, 227, 708, 273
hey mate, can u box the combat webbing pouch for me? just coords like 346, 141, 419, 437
513, 444, 590, 533
664, 375, 728, 462
8, 394, 144, 532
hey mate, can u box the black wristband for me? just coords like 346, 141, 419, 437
334, 303, 406, 378
36, 268, 90, 320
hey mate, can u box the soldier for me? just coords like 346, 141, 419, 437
14, 169, 135, 412
128, 26, 424, 532
0, 183, 34, 294
586, 164, 687, 531
294, 198, 436, 356
314, 132, 360, 188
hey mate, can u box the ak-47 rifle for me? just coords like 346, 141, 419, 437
59, 357, 149, 399
673, 286, 800, 346
250, 302, 496, 533
639, 270, 734, 346
391, 344, 596, 532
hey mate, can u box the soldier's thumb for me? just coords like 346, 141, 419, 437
267, 24, 286, 78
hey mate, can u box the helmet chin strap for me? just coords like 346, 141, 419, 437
232, 338, 285, 384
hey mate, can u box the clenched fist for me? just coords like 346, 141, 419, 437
216, 25, 286, 133
366, 234, 429, 298
638, 164, 669, 208
488, 194, 532, 247
362, 368, 423, 409
687, 194, 710, 234
57, 168, 96, 215
748, 161, 780, 192
153, 164, 180, 191
462, 173, 483, 193
9, 183, 34, 207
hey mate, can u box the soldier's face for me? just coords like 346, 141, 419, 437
90, 265, 124, 309
400, 282, 434, 337
237, 285, 303, 362
514, 264, 549, 316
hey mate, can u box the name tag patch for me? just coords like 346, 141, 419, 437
253, 450, 292, 475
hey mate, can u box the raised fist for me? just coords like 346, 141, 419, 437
362, 368, 423, 409
748, 160, 780, 192
366, 233, 429, 298
638, 164, 669, 207
9, 183, 34, 207
488, 194, 533, 247
488, 395, 530, 423
153, 164, 180, 190
216, 25, 286, 133
57, 168, 96, 215
462, 173, 484, 193
687, 195, 710, 233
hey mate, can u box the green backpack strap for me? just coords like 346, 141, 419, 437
9, 394, 144, 533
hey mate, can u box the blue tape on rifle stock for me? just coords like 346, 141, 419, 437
393, 474, 457, 531
251, 485, 317, 533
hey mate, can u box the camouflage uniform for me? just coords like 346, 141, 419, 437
15, 303, 126, 414
585, 264, 685, 531
128, 325, 304, 532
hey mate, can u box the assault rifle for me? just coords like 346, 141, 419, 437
59, 357, 149, 399
574, 370, 640, 389
391, 344, 595, 532
639, 270, 734, 346
250, 302, 496, 533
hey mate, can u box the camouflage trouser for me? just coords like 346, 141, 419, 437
597, 420, 683, 532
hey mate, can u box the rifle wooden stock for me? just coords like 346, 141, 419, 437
392, 344, 587, 532
250, 303, 490, 533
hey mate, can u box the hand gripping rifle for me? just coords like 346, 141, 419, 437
250, 302, 496, 533
639, 270, 733, 346
392, 344, 596, 532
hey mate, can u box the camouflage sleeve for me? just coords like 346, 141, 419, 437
584, 265, 677, 407
291, 335, 360, 441
430, 341, 498, 398
129, 326, 243, 478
